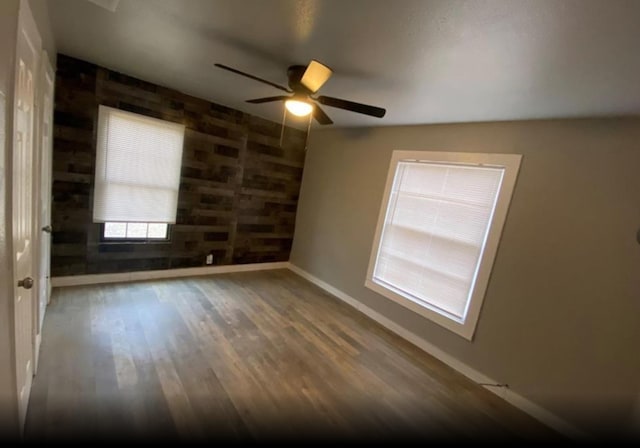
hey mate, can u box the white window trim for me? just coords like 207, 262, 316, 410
365, 150, 522, 340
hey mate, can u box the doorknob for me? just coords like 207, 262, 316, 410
17, 277, 34, 289
41, 225, 52, 233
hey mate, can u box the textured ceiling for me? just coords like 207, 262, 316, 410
51, 0, 640, 127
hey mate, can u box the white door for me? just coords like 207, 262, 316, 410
12, 0, 41, 430
33, 50, 54, 371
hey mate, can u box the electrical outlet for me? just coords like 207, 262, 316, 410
206, 254, 213, 265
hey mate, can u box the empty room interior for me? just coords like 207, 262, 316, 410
1, 0, 639, 443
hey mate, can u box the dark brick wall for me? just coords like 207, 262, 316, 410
52, 54, 307, 276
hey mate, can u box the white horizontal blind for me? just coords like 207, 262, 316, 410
373, 161, 504, 321
93, 106, 185, 223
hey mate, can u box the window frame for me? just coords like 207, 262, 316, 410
365, 150, 522, 340
100, 222, 172, 244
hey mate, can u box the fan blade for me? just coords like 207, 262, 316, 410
300, 60, 333, 93
312, 104, 333, 125
317, 95, 386, 118
246, 96, 289, 104
214, 63, 291, 93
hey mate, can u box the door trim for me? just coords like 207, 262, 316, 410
32, 50, 53, 374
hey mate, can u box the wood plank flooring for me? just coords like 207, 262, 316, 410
24, 269, 560, 442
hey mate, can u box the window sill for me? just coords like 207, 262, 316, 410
95, 239, 172, 245
364, 278, 477, 341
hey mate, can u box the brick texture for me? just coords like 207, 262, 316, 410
52, 54, 307, 276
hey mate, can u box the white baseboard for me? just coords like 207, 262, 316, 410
286, 262, 588, 440
51, 261, 289, 288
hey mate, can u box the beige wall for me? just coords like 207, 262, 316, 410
290, 118, 640, 435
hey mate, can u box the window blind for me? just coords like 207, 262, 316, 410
93, 106, 185, 223
373, 161, 504, 321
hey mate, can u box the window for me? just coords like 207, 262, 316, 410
103, 222, 169, 240
366, 151, 521, 340
93, 106, 185, 240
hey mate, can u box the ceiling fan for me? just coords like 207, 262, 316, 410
214, 60, 386, 125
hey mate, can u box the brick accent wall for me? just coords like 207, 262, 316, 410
52, 54, 307, 276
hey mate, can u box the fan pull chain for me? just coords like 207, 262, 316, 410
279, 107, 287, 148
304, 112, 313, 151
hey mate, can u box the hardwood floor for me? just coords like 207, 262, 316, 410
24, 269, 559, 442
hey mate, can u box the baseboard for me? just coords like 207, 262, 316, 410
51, 261, 290, 287
286, 262, 588, 440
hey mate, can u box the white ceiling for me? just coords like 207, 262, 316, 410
50, 0, 640, 127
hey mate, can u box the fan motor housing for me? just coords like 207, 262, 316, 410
287, 65, 312, 93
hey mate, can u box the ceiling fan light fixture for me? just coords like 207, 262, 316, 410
214, 60, 386, 124
285, 99, 314, 117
